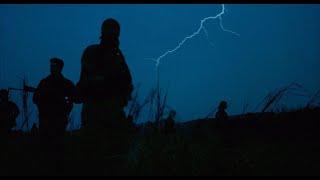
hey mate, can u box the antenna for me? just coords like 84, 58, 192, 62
20, 77, 31, 130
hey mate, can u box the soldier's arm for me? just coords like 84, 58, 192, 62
32, 80, 45, 106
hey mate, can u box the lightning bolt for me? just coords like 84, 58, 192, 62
148, 4, 239, 67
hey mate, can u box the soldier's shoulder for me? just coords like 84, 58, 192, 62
62, 77, 75, 87
39, 76, 50, 84
84, 44, 101, 52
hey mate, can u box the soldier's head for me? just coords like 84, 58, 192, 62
50, 58, 64, 76
218, 101, 228, 110
0, 89, 9, 102
101, 18, 120, 40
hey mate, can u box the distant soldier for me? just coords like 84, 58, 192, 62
215, 101, 233, 147
33, 58, 78, 173
163, 110, 176, 134
0, 89, 19, 137
215, 101, 229, 125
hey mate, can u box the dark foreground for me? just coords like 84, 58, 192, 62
1, 108, 320, 176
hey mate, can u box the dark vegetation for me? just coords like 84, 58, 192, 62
1, 79, 320, 175
1, 107, 320, 176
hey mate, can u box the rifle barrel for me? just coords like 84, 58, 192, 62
8, 86, 36, 92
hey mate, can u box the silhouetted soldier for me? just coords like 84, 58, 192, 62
163, 110, 176, 134
33, 58, 77, 174
0, 89, 19, 138
76, 18, 133, 175
215, 101, 229, 126
215, 101, 234, 147
0, 89, 19, 173
77, 18, 133, 130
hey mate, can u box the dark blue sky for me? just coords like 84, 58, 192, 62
1, 4, 320, 128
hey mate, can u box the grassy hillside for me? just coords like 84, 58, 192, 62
1, 107, 320, 176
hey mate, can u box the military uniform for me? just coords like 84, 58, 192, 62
33, 74, 76, 135
77, 42, 133, 131
76, 33, 133, 175
33, 74, 77, 173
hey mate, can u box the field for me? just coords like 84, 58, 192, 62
1, 107, 320, 176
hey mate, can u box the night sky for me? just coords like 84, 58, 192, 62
0, 4, 320, 130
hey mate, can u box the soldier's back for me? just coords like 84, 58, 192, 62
35, 74, 75, 115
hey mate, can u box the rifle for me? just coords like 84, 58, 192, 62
8, 85, 36, 93
8, 81, 36, 130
